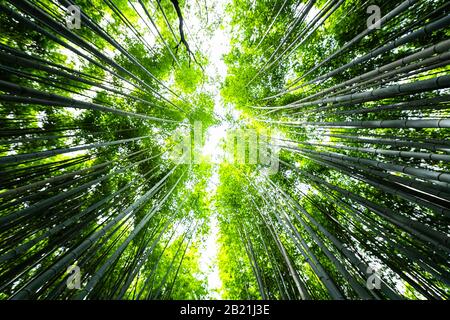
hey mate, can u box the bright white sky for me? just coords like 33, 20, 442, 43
182, 0, 234, 299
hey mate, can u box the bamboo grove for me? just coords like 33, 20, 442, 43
0, 0, 449, 300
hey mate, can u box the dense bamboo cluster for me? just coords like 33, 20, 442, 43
0, 0, 208, 299
1, 0, 449, 300
219, 0, 449, 299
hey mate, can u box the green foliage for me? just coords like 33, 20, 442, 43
0, 0, 449, 301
